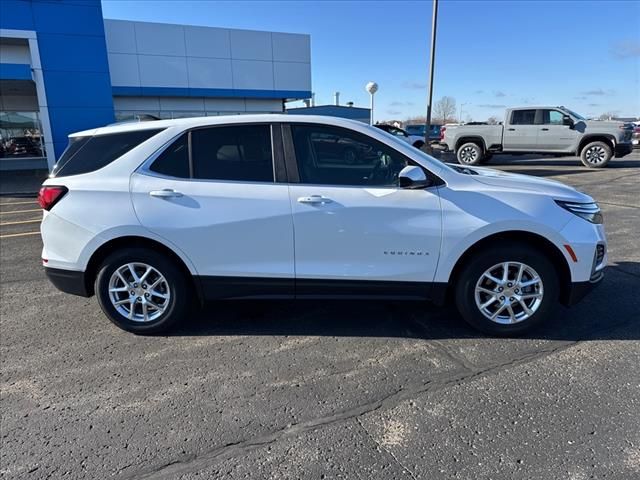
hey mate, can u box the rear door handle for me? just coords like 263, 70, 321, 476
540, 128, 549, 131
297, 195, 333, 205
149, 189, 183, 198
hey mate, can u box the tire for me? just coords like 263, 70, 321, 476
580, 141, 612, 168
456, 142, 484, 166
95, 248, 190, 334
454, 243, 559, 336
413, 140, 425, 149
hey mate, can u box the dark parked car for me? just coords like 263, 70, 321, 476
404, 124, 442, 142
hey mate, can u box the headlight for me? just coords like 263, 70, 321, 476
555, 200, 603, 224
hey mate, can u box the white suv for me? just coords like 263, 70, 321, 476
39, 115, 607, 336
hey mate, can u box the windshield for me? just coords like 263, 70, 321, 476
559, 107, 586, 121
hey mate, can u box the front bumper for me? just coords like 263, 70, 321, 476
614, 143, 633, 157
44, 267, 90, 297
563, 268, 605, 306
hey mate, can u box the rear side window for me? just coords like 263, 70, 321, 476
190, 125, 273, 182
52, 129, 164, 177
149, 134, 190, 178
510, 110, 536, 125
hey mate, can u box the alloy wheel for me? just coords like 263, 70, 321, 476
585, 145, 607, 165
108, 262, 171, 322
474, 261, 544, 324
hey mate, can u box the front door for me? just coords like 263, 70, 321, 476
286, 123, 442, 296
130, 124, 294, 298
536, 109, 579, 152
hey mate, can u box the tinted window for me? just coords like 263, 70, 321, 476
510, 110, 536, 125
52, 129, 164, 177
291, 125, 409, 186
191, 125, 273, 182
542, 110, 564, 125
149, 134, 190, 178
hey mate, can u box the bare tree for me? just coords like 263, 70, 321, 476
433, 96, 457, 123
598, 111, 617, 121
487, 116, 499, 125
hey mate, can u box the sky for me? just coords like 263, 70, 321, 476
102, 0, 640, 122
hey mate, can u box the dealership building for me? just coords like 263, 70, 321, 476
0, 0, 312, 171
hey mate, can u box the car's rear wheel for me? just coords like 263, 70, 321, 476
95, 248, 189, 334
454, 244, 559, 336
456, 142, 484, 166
580, 141, 612, 168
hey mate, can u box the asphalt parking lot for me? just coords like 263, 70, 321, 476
1, 152, 639, 479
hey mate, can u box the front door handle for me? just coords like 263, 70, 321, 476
507, 128, 516, 131
540, 128, 549, 131
297, 195, 333, 205
149, 189, 183, 198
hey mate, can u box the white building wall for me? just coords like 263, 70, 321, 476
112, 96, 283, 118
104, 19, 311, 93
0, 42, 31, 63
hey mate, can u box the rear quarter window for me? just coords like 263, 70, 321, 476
51, 129, 164, 177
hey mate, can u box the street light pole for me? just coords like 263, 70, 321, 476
459, 102, 468, 123
366, 82, 378, 125
424, 0, 438, 154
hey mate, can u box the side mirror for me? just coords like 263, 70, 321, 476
563, 115, 574, 128
399, 165, 430, 189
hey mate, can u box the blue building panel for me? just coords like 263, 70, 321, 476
37, 34, 111, 73
43, 71, 115, 108
0, 63, 32, 80
48, 106, 115, 147
0, 1, 35, 30
32, 0, 108, 36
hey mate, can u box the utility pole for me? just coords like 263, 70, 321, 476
424, 0, 438, 154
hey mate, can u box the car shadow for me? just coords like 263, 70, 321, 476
169, 261, 640, 342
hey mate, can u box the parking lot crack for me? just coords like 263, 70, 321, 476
132, 340, 589, 480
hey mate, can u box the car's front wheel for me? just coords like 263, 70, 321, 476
454, 244, 559, 336
95, 248, 189, 334
580, 141, 612, 168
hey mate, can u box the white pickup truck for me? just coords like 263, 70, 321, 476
442, 106, 634, 168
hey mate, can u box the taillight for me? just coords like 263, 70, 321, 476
440, 126, 446, 140
38, 186, 68, 211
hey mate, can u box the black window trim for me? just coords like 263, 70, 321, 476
282, 122, 444, 189
139, 122, 285, 185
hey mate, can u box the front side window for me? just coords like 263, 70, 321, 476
291, 124, 409, 186
510, 109, 536, 125
190, 125, 273, 182
542, 110, 564, 125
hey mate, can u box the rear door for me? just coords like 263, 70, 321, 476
502, 109, 538, 150
130, 123, 294, 298
536, 108, 578, 152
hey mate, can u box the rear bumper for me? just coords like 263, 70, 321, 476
614, 143, 633, 157
562, 269, 605, 306
44, 267, 90, 297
